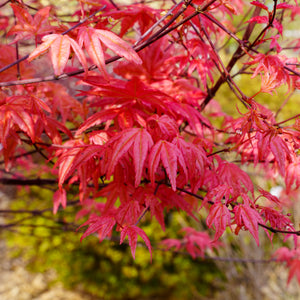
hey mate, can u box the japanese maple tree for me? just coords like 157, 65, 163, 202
1, 0, 300, 286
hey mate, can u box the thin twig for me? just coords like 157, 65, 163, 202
134, 0, 185, 46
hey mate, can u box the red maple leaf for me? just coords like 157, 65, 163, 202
80, 215, 116, 242
148, 140, 187, 191
54, 140, 104, 191
144, 193, 165, 230
172, 137, 208, 192
147, 115, 178, 142
275, 247, 300, 284
217, 161, 254, 197
286, 159, 300, 193
106, 128, 153, 187
8, 4, 53, 43
53, 188, 67, 214
207, 203, 231, 241
288, 259, 300, 284
78, 27, 142, 78
28, 34, 88, 76
246, 16, 283, 35
104, 4, 158, 37
120, 225, 152, 260
246, 54, 289, 93
234, 204, 265, 246
116, 200, 142, 225
161, 227, 219, 259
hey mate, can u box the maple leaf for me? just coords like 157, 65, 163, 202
260, 207, 294, 233
76, 108, 120, 136
80, 215, 116, 242
148, 140, 187, 191
144, 193, 165, 230
224, 102, 274, 152
35, 82, 84, 124
113, 37, 174, 82
276, 3, 294, 10
217, 161, 254, 197
274, 247, 300, 284
268, 34, 282, 53
8, 4, 53, 42
234, 204, 264, 246
104, 4, 158, 37
96, 164, 137, 213
204, 184, 234, 205
0, 94, 72, 169
76, 77, 172, 133
41, 117, 73, 145
246, 54, 289, 93
269, 134, 292, 176
287, 259, 300, 285
250, 1, 269, 11
156, 185, 196, 219
78, 27, 142, 77
169, 102, 211, 137
207, 203, 231, 241
160, 238, 182, 251
256, 130, 292, 176
285, 160, 300, 193
84, 76, 170, 113
106, 128, 153, 187
257, 188, 282, 208
116, 200, 142, 225
53, 188, 67, 214
246, 16, 283, 35
147, 114, 178, 142
181, 227, 218, 259
28, 34, 88, 76
186, 39, 218, 86
0, 134, 19, 171
172, 137, 208, 192
0, 45, 35, 81
0, 96, 36, 148
120, 225, 152, 260
55, 141, 104, 189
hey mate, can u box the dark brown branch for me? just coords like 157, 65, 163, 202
284, 65, 300, 77
0, 200, 79, 215
197, 15, 249, 105
0, 178, 58, 186
258, 223, 300, 236
250, 0, 278, 48
200, 6, 262, 111
0, 0, 9, 9
0, 149, 38, 165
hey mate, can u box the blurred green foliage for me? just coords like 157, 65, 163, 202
216, 74, 300, 119
5, 186, 224, 299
